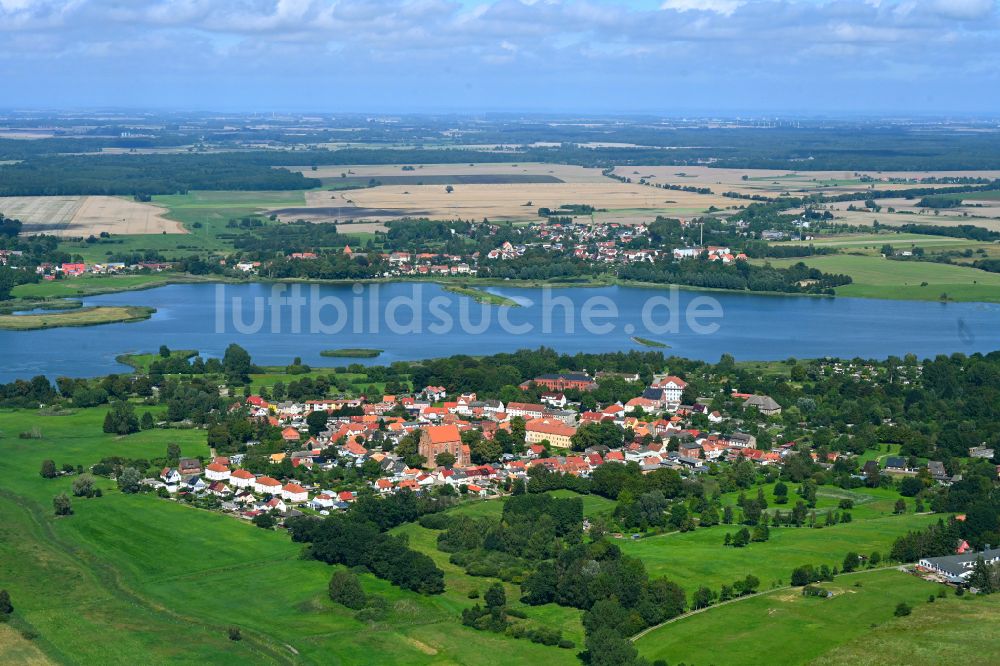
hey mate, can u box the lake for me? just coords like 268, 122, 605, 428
2, 281, 999, 383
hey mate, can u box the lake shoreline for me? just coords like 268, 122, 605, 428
13, 271, 999, 307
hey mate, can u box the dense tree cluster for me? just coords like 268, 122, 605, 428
287, 492, 447, 595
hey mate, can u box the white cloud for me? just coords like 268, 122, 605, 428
661, 0, 745, 16
929, 0, 996, 20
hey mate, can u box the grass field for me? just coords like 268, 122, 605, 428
441, 283, 520, 307
319, 348, 384, 358
634, 569, 949, 665
618, 510, 939, 591
116, 349, 198, 371
0, 305, 155, 330
10, 273, 215, 300
786, 232, 989, 252
815, 590, 1000, 665
762, 254, 1000, 302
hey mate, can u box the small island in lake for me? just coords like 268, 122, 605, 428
632, 336, 669, 348
320, 348, 384, 358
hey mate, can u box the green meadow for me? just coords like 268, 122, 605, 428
619, 511, 938, 592
634, 569, 948, 665
763, 254, 1000, 302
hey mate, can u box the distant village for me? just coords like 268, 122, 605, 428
26, 219, 765, 280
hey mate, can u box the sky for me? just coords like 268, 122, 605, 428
1, 0, 998, 115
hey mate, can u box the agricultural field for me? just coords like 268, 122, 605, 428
613, 166, 1000, 199
288, 163, 610, 184
273, 180, 739, 225
761, 254, 1000, 302
788, 231, 986, 251
815, 198, 1000, 232
0, 195, 183, 237
634, 568, 950, 665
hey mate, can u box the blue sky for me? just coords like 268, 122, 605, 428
1, 0, 997, 115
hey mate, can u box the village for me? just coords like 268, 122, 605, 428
142, 365, 963, 534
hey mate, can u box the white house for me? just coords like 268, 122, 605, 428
160, 467, 182, 485
652, 375, 687, 404
205, 463, 231, 481
282, 483, 309, 503
229, 469, 256, 489
254, 475, 282, 495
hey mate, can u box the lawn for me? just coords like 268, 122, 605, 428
618, 511, 939, 591
763, 254, 1000, 302
634, 569, 945, 665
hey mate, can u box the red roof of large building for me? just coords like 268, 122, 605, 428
525, 418, 577, 438
425, 423, 462, 444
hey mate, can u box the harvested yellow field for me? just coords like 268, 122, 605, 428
291, 162, 609, 183
0, 195, 184, 237
273, 181, 740, 224
613, 165, 1000, 198
815, 200, 1000, 232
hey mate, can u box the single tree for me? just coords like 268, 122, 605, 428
484, 582, 506, 609
117, 467, 141, 494
72, 474, 97, 497
328, 571, 366, 609
0, 589, 12, 615
53, 493, 72, 516
253, 513, 276, 529
39, 459, 57, 479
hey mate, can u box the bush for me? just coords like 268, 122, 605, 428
894, 602, 912, 617
329, 571, 367, 610
53, 493, 72, 516
72, 474, 97, 498
252, 512, 276, 529
418, 513, 451, 530
39, 459, 57, 478
228, 627, 242, 641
